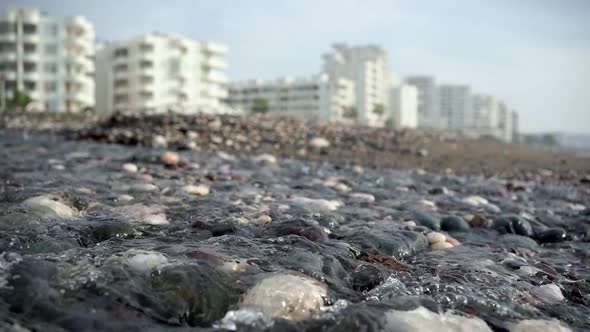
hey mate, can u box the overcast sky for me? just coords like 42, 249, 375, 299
5, 0, 590, 134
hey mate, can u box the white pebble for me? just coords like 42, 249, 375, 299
160, 151, 180, 165
129, 183, 159, 192
333, 183, 351, 192
117, 194, 134, 202
427, 232, 447, 244
462, 195, 489, 207
291, 196, 342, 212
401, 220, 416, 227
533, 284, 564, 303
241, 273, 327, 321
385, 306, 492, 332
122, 163, 138, 173
349, 192, 375, 203
107, 249, 168, 274
309, 137, 331, 148
182, 184, 210, 196
22, 195, 75, 219
431, 242, 454, 250
152, 135, 168, 148
254, 154, 277, 164
257, 215, 272, 224
143, 213, 169, 225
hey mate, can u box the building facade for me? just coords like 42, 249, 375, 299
471, 94, 499, 129
322, 44, 393, 127
498, 101, 513, 143
405, 76, 445, 129
439, 84, 472, 129
95, 33, 228, 115
0, 7, 95, 112
226, 74, 355, 122
390, 84, 418, 129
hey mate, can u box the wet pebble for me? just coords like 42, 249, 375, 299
441, 215, 470, 232
412, 211, 441, 231
106, 249, 168, 273
385, 306, 492, 332
533, 284, 564, 303
535, 228, 567, 243
510, 319, 571, 332
160, 151, 180, 165
431, 242, 454, 250
291, 196, 342, 212
426, 232, 446, 244
22, 194, 75, 219
349, 192, 375, 203
122, 163, 138, 173
182, 184, 210, 196
241, 272, 327, 321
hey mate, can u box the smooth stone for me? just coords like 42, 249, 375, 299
494, 215, 533, 237
118, 204, 169, 225
446, 236, 461, 246
160, 151, 180, 165
462, 195, 489, 207
52, 164, 65, 171
510, 319, 571, 332
143, 214, 169, 225
92, 222, 135, 242
349, 192, 375, 203
333, 183, 352, 192
514, 266, 539, 276
426, 232, 446, 244
291, 196, 342, 212
116, 194, 134, 202
106, 249, 168, 273
122, 163, 138, 173
22, 195, 75, 219
129, 183, 159, 192
384, 306, 492, 332
182, 184, 210, 196
241, 272, 327, 321
309, 137, 330, 148
152, 135, 168, 148
533, 284, 564, 303
254, 154, 277, 163
256, 215, 272, 224
412, 211, 441, 231
536, 228, 567, 243
441, 216, 470, 232
431, 242, 454, 250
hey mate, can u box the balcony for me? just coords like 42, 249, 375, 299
202, 42, 227, 55
0, 32, 17, 42
23, 71, 40, 81
204, 71, 227, 84
22, 51, 40, 62
0, 52, 17, 61
22, 33, 40, 43
203, 57, 227, 70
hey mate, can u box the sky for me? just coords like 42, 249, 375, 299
4, 0, 590, 134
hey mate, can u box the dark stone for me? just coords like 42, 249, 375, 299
351, 263, 384, 292
344, 227, 428, 259
258, 219, 328, 243
493, 215, 533, 237
151, 263, 236, 326
92, 222, 135, 242
441, 216, 470, 232
536, 228, 567, 243
412, 211, 441, 231
498, 234, 539, 251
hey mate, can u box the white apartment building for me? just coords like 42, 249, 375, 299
95, 33, 228, 116
498, 102, 513, 143
0, 7, 95, 112
322, 44, 393, 127
439, 84, 472, 129
472, 94, 499, 129
405, 76, 446, 129
390, 84, 418, 129
226, 73, 356, 122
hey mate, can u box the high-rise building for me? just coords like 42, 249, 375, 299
322, 44, 393, 126
390, 84, 418, 129
498, 101, 513, 143
511, 111, 519, 143
0, 7, 95, 112
471, 94, 499, 129
405, 76, 445, 128
439, 84, 472, 129
226, 74, 356, 122
95, 33, 228, 115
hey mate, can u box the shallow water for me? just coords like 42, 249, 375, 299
0, 129, 589, 331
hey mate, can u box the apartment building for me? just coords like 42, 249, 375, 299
471, 94, 499, 129
322, 44, 393, 126
0, 7, 95, 112
498, 101, 513, 143
390, 84, 418, 129
95, 33, 228, 115
405, 76, 445, 129
226, 74, 355, 122
439, 84, 472, 129
511, 111, 519, 143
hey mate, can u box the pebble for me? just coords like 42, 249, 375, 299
241, 272, 327, 320
291, 196, 342, 212
122, 163, 138, 173
510, 319, 571, 332
309, 137, 331, 149
52, 164, 65, 171
182, 184, 210, 196
431, 242, 454, 250
117, 194, 134, 202
441, 215, 470, 232
118, 204, 169, 225
129, 183, 159, 192
22, 195, 75, 219
426, 232, 446, 244
160, 151, 180, 165
152, 135, 168, 148
462, 195, 489, 207
256, 215, 272, 224
333, 182, 352, 192
532, 284, 564, 303
106, 249, 168, 274
536, 228, 567, 243
446, 236, 461, 246
349, 192, 375, 203
254, 154, 277, 164
385, 306, 492, 332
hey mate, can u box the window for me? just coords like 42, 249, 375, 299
45, 44, 57, 55
44, 81, 57, 92
0, 22, 16, 33
44, 63, 57, 73
169, 58, 180, 75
